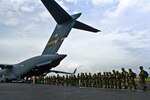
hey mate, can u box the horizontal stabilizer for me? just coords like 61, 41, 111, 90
41, 0, 72, 24
73, 21, 100, 33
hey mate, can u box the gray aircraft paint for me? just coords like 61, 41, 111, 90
0, 0, 100, 81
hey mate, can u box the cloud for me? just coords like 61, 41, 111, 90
38, 10, 51, 22
57, 0, 69, 11
90, 0, 118, 5
20, 4, 36, 12
64, 0, 80, 4
4, 18, 18, 26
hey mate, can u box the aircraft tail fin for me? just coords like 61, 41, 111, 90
73, 21, 100, 33
41, 0, 72, 24
41, 0, 100, 55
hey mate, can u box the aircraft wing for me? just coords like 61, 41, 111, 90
0, 64, 13, 69
49, 68, 77, 75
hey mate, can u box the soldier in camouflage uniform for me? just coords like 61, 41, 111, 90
128, 69, 137, 90
77, 73, 80, 86
92, 73, 97, 87
103, 72, 107, 88
53, 75, 56, 85
112, 70, 117, 88
116, 71, 122, 89
108, 72, 113, 88
88, 73, 92, 87
121, 68, 128, 89
80, 73, 85, 87
106, 72, 109, 88
97, 72, 103, 88
56, 74, 60, 85
84, 73, 88, 87
139, 66, 148, 90
73, 75, 77, 86
61, 75, 65, 86
65, 75, 69, 86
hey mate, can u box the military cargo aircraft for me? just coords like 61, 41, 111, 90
0, 0, 100, 82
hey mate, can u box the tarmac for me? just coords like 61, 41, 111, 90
0, 83, 150, 100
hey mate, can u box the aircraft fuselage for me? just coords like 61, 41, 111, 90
0, 54, 66, 80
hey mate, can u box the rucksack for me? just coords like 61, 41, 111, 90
132, 73, 137, 78
143, 71, 149, 78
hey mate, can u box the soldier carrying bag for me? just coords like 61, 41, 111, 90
143, 71, 149, 78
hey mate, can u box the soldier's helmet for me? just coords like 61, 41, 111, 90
129, 69, 132, 72
112, 70, 115, 72
121, 68, 125, 71
139, 66, 143, 70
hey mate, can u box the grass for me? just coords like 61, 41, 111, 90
135, 77, 150, 82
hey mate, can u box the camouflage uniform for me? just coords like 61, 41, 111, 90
139, 66, 148, 90
108, 72, 113, 88
52, 76, 56, 85
97, 72, 103, 88
92, 73, 97, 87
73, 75, 77, 86
84, 73, 88, 87
121, 68, 128, 89
128, 69, 137, 90
56, 74, 60, 85
116, 71, 122, 89
88, 73, 92, 87
61, 75, 65, 86
65, 75, 69, 86
77, 73, 80, 86
80, 73, 85, 87
103, 72, 107, 88
106, 72, 110, 88
112, 70, 117, 88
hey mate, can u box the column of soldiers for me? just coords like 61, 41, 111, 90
26, 66, 149, 90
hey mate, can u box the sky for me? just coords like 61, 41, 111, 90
0, 0, 150, 74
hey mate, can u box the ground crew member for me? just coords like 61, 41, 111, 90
139, 66, 148, 90
32, 76, 36, 84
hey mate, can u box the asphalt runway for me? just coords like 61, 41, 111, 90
0, 83, 150, 100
